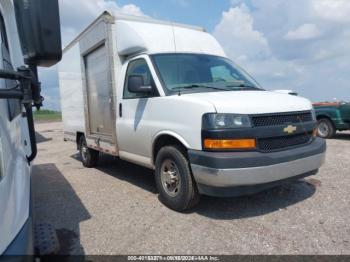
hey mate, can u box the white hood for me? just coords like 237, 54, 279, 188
184, 91, 312, 114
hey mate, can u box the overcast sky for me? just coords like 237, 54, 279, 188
39, 0, 350, 110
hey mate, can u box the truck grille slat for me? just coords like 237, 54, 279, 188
258, 133, 312, 151
252, 111, 312, 127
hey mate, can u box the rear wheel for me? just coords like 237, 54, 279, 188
155, 145, 200, 211
317, 118, 335, 138
79, 136, 99, 167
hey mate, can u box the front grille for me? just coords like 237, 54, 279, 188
258, 133, 312, 151
252, 111, 312, 127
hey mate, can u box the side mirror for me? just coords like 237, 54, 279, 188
14, 0, 62, 67
128, 75, 153, 93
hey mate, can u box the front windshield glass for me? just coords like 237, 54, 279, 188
151, 53, 261, 94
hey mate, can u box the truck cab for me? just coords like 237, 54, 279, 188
0, 0, 61, 255
0, 4, 32, 254
59, 12, 326, 211
314, 101, 350, 138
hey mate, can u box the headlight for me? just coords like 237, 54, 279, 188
202, 113, 252, 129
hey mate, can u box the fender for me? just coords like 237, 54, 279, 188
151, 130, 191, 163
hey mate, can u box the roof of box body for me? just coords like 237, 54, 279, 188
63, 11, 226, 58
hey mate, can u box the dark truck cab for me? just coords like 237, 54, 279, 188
314, 101, 350, 138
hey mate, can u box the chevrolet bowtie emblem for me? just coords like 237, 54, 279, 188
284, 125, 297, 134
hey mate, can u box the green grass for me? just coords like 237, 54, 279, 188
33, 110, 62, 122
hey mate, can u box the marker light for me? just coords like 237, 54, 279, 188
204, 138, 256, 150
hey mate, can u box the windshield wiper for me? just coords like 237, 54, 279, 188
172, 84, 231, 92
225, 84, 264, 91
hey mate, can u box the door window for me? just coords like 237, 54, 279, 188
123, 58, 158, 99
0, 13, 22, 121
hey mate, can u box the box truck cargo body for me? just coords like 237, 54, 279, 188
59, 12, 326, 211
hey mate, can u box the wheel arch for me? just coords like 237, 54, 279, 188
76, 132, 85, 150
316, 114, 332, 121
152, 131, 190, 165
316, 115, 336, 128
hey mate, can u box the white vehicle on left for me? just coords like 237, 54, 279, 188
0, 0, 61, 256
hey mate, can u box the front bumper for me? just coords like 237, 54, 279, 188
189, 137, 326, 197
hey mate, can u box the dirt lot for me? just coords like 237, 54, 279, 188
33, 121, 350, 255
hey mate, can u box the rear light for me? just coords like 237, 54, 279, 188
204, 138, 256, 150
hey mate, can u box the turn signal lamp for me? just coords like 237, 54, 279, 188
204, 138, 256, 150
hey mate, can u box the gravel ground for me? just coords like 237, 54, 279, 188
32, 121, 350, 255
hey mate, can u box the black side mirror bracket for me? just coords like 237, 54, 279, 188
0, 66, 42, 107
0, 66, 42, 163
0, 0, 62, 164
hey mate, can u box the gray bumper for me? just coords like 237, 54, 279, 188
189, 138, 326, 193
191, 153, 325, 187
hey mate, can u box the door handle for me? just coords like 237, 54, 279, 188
119, 103, 122, 117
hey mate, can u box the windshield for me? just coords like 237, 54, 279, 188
151, 53, 261, 94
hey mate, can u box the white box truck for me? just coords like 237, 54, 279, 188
59, 12, 326, 211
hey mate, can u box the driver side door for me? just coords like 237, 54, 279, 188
117, 57, 159, 167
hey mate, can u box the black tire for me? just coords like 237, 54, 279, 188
155, 145, 200, 211
317, 118, 335, 138
79, 136, 99, 168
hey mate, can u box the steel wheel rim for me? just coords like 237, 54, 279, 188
160, 159, 181, 197
318, 122, 329, 137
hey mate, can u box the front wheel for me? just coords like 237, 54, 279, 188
317, 118, 335, 138
155, 145, 200, 211
79, 136, 99, 168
